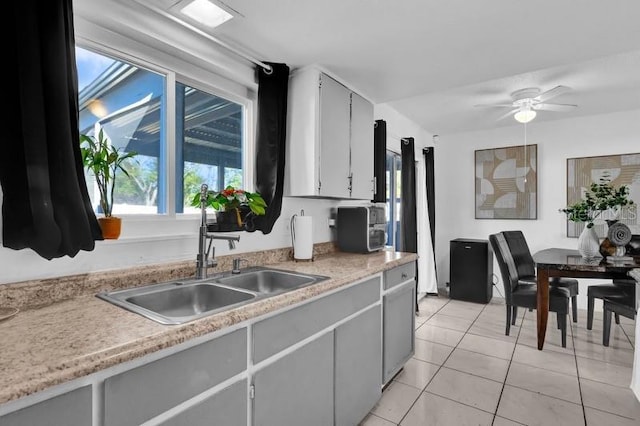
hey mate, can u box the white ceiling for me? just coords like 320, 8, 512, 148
119, 0, 640, 135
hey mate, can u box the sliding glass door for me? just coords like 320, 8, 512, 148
386, 151, 402, 250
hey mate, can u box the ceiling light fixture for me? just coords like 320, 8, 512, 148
180, 0, 233, 28
514, 105, 536, 124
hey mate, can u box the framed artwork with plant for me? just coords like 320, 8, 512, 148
564, 153, 640, 238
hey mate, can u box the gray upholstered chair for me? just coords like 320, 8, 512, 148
501, 230, 580, 323
602, 293, 636, 346
490, 232, 571, 347
587, 279, 635, 330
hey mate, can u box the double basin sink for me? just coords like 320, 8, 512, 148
97, 266, 329, 325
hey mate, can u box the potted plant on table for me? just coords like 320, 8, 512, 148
191, 185, 267, 231
80, 129, 137, 239
560, 174, 634, 258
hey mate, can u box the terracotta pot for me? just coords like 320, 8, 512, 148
98, 216, 122, 239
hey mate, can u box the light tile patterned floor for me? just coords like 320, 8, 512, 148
362, 296, 639, 426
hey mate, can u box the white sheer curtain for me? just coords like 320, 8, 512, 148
416, 158, 438, 294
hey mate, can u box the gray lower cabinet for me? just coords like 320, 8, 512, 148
0, 386, 92, 426
104, 327, 247, 426
253, 332, 334, 426
383, 280, 416, 383
159, 379, 247, 426
335, 305, 382, 426
1, 263, 418, 426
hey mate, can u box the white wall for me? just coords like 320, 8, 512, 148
375, 104, 433, 155
435, 109, 640, 308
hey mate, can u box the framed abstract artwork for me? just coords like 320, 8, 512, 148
475, 144, 537, 219
566, 153, 640, 237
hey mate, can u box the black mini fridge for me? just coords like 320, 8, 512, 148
449, 238, 493, 303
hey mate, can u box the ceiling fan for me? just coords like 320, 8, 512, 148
475, 86, 578, 123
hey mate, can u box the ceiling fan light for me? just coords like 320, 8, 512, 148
514, 108, 536, 124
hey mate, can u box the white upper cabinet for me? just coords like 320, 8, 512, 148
349, 91, 375, 199
285, 67, 374, 199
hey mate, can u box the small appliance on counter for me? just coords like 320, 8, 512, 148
337, 205, 386, 253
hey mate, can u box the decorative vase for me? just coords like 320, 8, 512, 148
578, 226, 601, 259
607, 221, 632, 257
98, 216, 122, 239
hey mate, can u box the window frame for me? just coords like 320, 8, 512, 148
74, 39, 255, 222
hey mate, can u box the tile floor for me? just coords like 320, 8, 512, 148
362, 296, 639, 426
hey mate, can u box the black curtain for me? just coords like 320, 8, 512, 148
400, 138, 417, 253
401, 138, 418, 311
246, 62, 290, 234
372, 120, 387, 203
2, 0, 102, 260
423, 147, 437, 280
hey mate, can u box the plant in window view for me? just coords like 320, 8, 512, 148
559, 173, 634, 228
80, 129, 137, 238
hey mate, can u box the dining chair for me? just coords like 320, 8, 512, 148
602, 293, 637, 346
501, 230, 580, 323
586, 278, 636, 330
489, 232, 571, 347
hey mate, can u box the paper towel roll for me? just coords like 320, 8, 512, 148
292, 215, 313, 260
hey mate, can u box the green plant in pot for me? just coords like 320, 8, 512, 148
560, 173, 634, 258
190, 185, 267, 231
80, 129, 137, 239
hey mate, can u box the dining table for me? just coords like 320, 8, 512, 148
532, 248, 640, 350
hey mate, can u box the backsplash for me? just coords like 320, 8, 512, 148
0, 242, 337, 310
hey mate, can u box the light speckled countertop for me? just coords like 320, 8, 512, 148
0, 249, 417, 405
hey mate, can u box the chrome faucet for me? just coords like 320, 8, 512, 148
196, 184, 240, 279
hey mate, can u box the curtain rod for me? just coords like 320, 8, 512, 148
139, 2, 273, 74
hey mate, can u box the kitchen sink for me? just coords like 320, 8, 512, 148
215, 267, 328, 294
96, 266, 330, 325
97, 281, 257, 325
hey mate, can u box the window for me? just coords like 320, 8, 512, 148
385, 151, 402, 250
76, 47, 246, 216
176, 83, 244, 213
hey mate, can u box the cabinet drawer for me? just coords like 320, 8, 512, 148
104, 328, 247, 426
384, 262, 416, 290
253, 277, 380, 363
1, 386, 92, 426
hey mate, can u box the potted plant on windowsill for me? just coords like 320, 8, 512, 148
190, 185, 267, 231
560, 174, 634, 258
80, 129, 137, 239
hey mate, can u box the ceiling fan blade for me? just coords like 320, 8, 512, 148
496, 108, 518, 121
534, 85, 570, 102
473, 103, 514, 108
534, 103, 578, 112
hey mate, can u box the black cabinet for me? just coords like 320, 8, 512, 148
449, 239, 493, 304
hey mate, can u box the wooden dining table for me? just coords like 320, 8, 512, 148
532, 248, 640, 350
